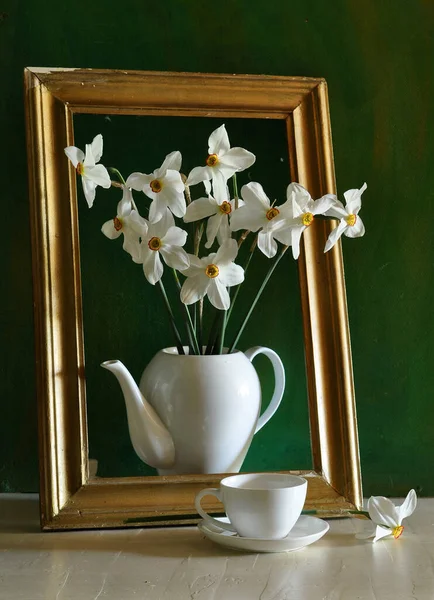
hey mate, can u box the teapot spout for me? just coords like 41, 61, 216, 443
101, 360, 175, 470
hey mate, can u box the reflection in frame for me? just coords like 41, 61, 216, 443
24, 68, 362, 530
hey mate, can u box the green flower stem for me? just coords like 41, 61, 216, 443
232, 173, 239, 210
205, 309, 224, 354
227, 245, 289, 353
157, 280, 185, 355
198, 299, 204, 354
216, 310, 227, 355
171, 269, 200, 356
108, 167, 126, 185
226, 239, 257, 326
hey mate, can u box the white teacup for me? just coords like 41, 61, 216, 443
195, 473, 307, 539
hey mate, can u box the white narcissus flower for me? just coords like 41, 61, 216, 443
180, 238, 244, 310
184, 188, 241, 249
277, 183, 337, 260
230, 182, 293, 258
64, 134, 111, 208
101, 187, 147, 263
141, 209, 189, 285
126, 151, 186, 222
357, 490, 417, 543
324, 183, 367, 252
186, 124, 255, 201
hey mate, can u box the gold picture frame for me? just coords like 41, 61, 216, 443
24, 67, 362, 530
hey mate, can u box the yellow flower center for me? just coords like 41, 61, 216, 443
302, 212, 314, 227
392, 525, 404, 539
205, 263, 219, 278
219, 201, 232, 215
148, 236, 162, 251
150, 179, 163, 193
206, 154, 219, 167
266, 207, 280, 221
76, 162, 84, 176
345, 213, 357, 226
113, 217, 123, 231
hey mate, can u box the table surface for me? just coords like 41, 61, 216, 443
0, 494, 433, 600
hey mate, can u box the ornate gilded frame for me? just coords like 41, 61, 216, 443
24, 67, 362, 530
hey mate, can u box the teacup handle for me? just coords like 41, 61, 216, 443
195, 488, 237, 532
244, 346, 285, 434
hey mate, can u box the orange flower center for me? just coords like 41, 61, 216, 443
113, 217, 123, 231
148, 236, 162, 251
392, 525, 404, 539
150, 179, 163, 193
205, 264, 219, 278
206, 154, 219, 167
266, 207, 280, 221
219, 201, 232, 215
76, 162, 84, 175
346, 213, 357, 226
302, 212, 314, 227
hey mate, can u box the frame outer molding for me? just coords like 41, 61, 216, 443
24, 68, 362, 530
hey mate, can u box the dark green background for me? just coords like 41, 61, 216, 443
2, 0, 433, 496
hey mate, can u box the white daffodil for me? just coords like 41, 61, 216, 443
230, 182, 293, 258
180, 238, 244, 310
186, 124, 255, 201
141, 209, 189, 285
101, 187, 147, 263
324, 183, 367, 252
357, 489, 417, 543
126, 151, 186, 222
184, 187, 241, 249
64, 134, 111, 208
275, 183, 336, 260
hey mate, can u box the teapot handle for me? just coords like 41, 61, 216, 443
244, 346, 285, 434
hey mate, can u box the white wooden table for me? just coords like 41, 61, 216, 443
1, 494, 433, 599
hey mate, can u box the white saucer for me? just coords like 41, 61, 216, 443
198, 515, 329, 553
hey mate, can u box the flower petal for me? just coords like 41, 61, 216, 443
218, 263, 244, 287
324, 220, 348, 253
215, 238, 238, 266
184, 197, 217, 223
149, 209, 175, 238
85, 165, 111, 188
208, 124, 230, 155
126, 172, 149, 192
160, 245, 190, 271
180, 273, 210, 305
344, 182, 367, 213
216, 216, 231, 246
325, 199, 347, 220
162, 225, 187, 247
187, 166, 213, 187
287, 183, 311, 212
64, 146, 84, 168
149, 196, 167, 223
398, 489, 417, 523
158, 150, 182, 174
207, 279, 230, 310
83, 143, 95, 167
205, 213, 223, 248
373, 526, 392, 543
90, 134, 103, 163
101, 219, 122, 240
241, 181, 270, 210
122, 234, 141, 264
368, 496, 400, 528
257, 230, 278, 258
159, 185, 186, 218
311, 194, 336, 216
211, 169, 229, 204
345, 216, 365, 238
82, 178, 97, 208
142, 248, 164, 285
219, 147, 256, 172
230, 205, 266, 232
291, 227, 305, 260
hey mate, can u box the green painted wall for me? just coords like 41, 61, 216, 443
1, 0, 433, 496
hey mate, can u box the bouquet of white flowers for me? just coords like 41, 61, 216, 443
65, 124, 366, 356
